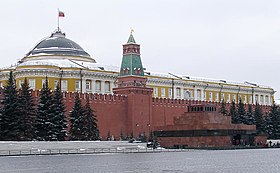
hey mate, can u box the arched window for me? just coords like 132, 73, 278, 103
184, 90, 192, 99
105, 81, 110, 93
95, 80, 101, 92
197, 89, 201, 100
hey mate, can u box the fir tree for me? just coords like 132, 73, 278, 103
266, 103, 280, 139
34, 77, 54, 141
246, 104, 255, 125
229, 100, 238, 124
237, 97, 246, 124
51, 85, 67, 141
119, 129, 124, 140
130, 131, 134, 139
0, 71, 21, 140
264, 113, 273, 138
107, 131, 111, 141
17, 78, 36, 140
81, 96, 99, 140
220, 99, 228, 116
69, 93, 84, 140
254, 103, 264, 134
149, 131, 154, 141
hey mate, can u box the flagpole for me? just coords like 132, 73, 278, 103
57, 8, 60, 31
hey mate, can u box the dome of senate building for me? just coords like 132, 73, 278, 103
22, 30, 96, 63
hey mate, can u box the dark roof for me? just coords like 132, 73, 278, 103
26, 30, 91, 58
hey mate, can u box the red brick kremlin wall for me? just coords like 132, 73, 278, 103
0, 89, 272, 140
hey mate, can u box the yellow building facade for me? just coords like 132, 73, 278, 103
0, 29, 275, 105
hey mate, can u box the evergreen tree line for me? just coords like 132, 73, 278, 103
0, 72, 99, 141
220, 98, 280, 138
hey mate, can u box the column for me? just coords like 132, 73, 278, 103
180, 88, 184, 99
101, 80, 105, 94
92, 80, 96, 93
252, 93, 255, 104
82, 79, 86, 93
110, 81, 113, 94
194, 89, 198, 100
201, 90, 205, 101
173, 86, 177, 99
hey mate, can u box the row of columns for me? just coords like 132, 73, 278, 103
172, 85, 272, 105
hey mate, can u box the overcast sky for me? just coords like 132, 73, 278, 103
1, 0, 280, 98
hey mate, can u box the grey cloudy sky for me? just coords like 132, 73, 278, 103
1, 0, 280, 98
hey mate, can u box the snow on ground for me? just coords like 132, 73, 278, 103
0, 141, 147, 151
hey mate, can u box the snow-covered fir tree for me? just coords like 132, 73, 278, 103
264, 112, 273, 138
254, 103, 264, 134
34, 77, 54, 141
69, 93, 84, 140
237, 97, 246, 124
17, 78, 36, 140
229, 100, 238, 124
220, 99, 228, 116
81, 96, 99, 140
0, 71, 21, 140
265, 103, 280, 139
246, 104, 255, 125
51, 85, 67, 141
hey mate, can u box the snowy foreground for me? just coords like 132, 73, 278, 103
0, 141, 147, 151
0, 141, 160, 156
1, 149, 280, 173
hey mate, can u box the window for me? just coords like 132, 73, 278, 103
86, 80, 91, 91
203, 91, 206, 100
161, 88, 166, 97
209, 92, 212, 101
215, 93, 219, 101
221, 93, 225, 101
197, 89, 201, 100
255, 95, 259, 104
232, 94, 236, 102
75, 81, 81, 91
265, 95, 269, 105
176, 88, 181, 98
42, 79, 49, 88
184, 90, 192, 99
227, 94, 230, 102
95, 80, 101, 92
105, 81, 110, 93
153, 87, 158, 97
61, 80, 68, 91
260, 95, 264, 104
168, 88, 172, 98
54, 80, 59, 88
250, 95, 253, 104
18, 80, 24, 88
29, 79, 35, 90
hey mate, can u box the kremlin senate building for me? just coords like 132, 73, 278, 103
0, 28, 275, 147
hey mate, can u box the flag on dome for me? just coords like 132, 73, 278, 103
59, 11, 65, 17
